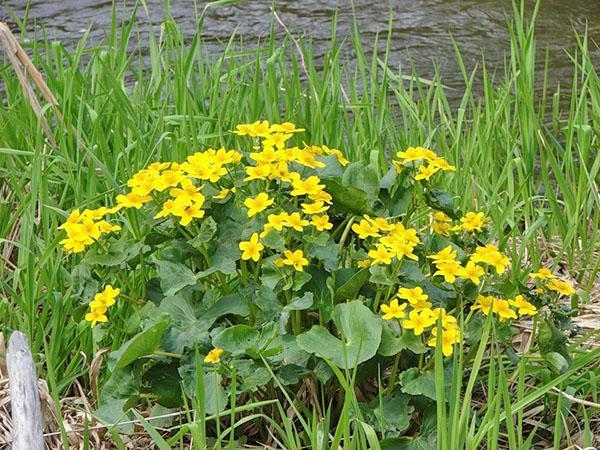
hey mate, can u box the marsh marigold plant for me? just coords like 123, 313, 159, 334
59, 121, 578, 427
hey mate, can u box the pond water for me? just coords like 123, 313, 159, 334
2, 0, 600, 96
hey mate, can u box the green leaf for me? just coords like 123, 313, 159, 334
285, 292, 314, 311
188, 216, 217, 246
154, 259, 197, 296
142, 363, 184, 408
213, 325, 259, 356
341, 162, 380, 203
333, 268, 370, 301
424, 188, 457, 219
399, 367, 436, 400
323, 179, 371, 214
108, 316, 170, 371
297, 300, 382, 369
84, 236, 144, 267
379, 323, 429, 356
261, 229, 286, 251
179, 366, 228, 414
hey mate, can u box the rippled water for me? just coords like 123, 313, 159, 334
3, 0, 600, 94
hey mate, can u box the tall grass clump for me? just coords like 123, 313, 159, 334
0, 1, 598, 449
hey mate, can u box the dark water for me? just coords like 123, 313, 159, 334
2, 0, 600, 94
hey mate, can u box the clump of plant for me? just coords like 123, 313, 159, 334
59, 121, 577, 439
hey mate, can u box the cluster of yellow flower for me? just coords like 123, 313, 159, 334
380, 287, 460, 356
85, 285, 119, 327
392, 146, 456, 181
352, 217, 420, 266
530, 268, 576, 296
59, 208, 120, 253
471, 294, 536, 321
430, 211, 490, 236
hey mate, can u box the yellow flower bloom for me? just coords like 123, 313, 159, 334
311, 215, 333, 231
244, 193, 274, 217
470, 245, 509, 274
284, 212, 309, 231
244, 164, 272, 181
471, 294, 494, 315
431, 221, 452, 236
414, 164, 440, 181
154, 199, 176, 219
263, 132, 292, 149
93, 284, 120, 307
429, 156, 456, 172
301, 201, 329, 215
459, 212, 488, 232
546, 279, 575, 296
432, 212, 451, 223
509, 295, 537, 316
492, 299, 517, 321
270, 122, 305, 133
427, 246, 457, 265
380, 299, 407, 320
530, 268, 556, 280
213, 188, 231, 200
239, 233, 264, 262
431, 308, 457, 328
290, 176, 325, 196
266, 213, 289, 231
364, 215, 395, 232
433, 261, 462, 283
116, 192, 152, 209
457, 261, 485, 285
402, 309, 436, 335
170, 179, 205, 206
368, 245, 393, 265
395, 146, 437, 163
397, 287, 431, 310
351, 219, 380, 239
234, 120, 270, 137
172, 202, 205, 226
427, 326, 460, 356
204, 348, 224, 364
85, 309, 108, 327
282, 249, 309, 271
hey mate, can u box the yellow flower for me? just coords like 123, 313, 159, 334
459, 212, 488, 232
492, 299, 517, 321
92, 285, 120, 308
427, 326, 460, 356
58, 209, 83, 230
432, 212, 451, 223
239, 233, 264, 262
321, 145, 349, 166
433, 261, 462, 283
431, 221, 452, 236
270, 122, 305, 133
155, 169, 186, 191
290, 176, 325, 196
471, 294, 494, 315
380, 299, 407, 320
244, 164, 272, 181
282, 249, 309, 271
397, 287, 431, 310
414, 165, 440, 181
266, 213, 289, 231
204, 348, 224, 364
85, 309, 108, 327
284, 212, 309, 231
509, 295, 537, 316
457, 261, 485, 285
386, 241, 419, 261
395, 146, 437, 163
301, 201, 329, 215
294, 150, 326, 168
431, 308, 457, 328
172, 202, 205, 226
364, 215, 395, 232
263, 132, 292, 149
244, 193, 274, 217
429, 156, 456, 172
368, 245, 393, 265
427, 246, 457, 265
311, 215, 333, 231
470, 245, 509, 274
154, 199, 176, 219
234, 120, 270, 137
116, 192, 152, 209
402, 309, 436, 335
308, 190, 333, 204
213, 188, 231, 200
170, 179, 205, 206
530, 268, 556, 280
351, 219, 380, 239
546, 279, 575, 296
